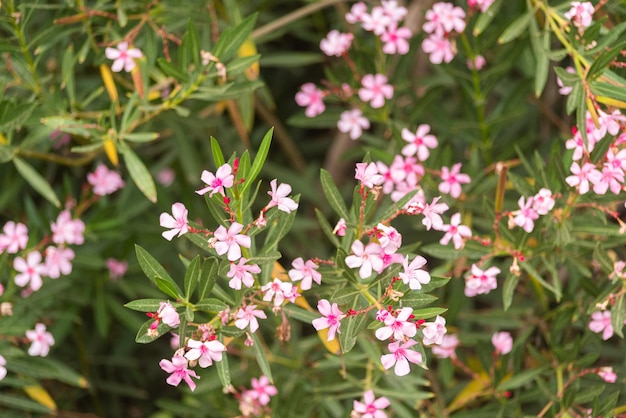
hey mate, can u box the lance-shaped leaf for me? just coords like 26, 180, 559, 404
13, 157, 61, 208
135, 245, 182, 298
122, 145, 157, 203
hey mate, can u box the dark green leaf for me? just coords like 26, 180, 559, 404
502, 274, 520, 311
194, 298, 227, 313
13, 157, 61, 208
241, 127, 273, 194
124, 299, 167, 312
157, 57, 189, 83
184, 255, 202, 300
250, 332, 273, 382
212, 13, 258, 61
320, 169, 349, 220
122, 145, 157, 203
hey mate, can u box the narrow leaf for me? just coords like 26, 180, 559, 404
241, 127, 273, 194
250, 332, 273, 382
194, 298, 227, 313
184, 255, 202, 300
13, 157, 61, 208
123, 146, 157, 203
320, 169, 349, 220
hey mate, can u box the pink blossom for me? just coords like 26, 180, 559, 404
565, 129, 594, 161
184, 338, 226, 368
565, 162, 602, 194
439, 213, 472, 250
288, 257, 321, 291
380, 339, 423, 376
381, 24, 412, 55
465, 264, 500, 297
320, 30, 353, 56
468, 0, 495, 13
422, 315, 447, 345
589, 310, 613, 340
106, 258, 128, 280
596, 109, 625, 139
352, 389, 390, 418
410, 196, 449, 231
235, 305, 267, 333
606, 148, 626, 172
267, 179, 298, 213
250, 375, 278, 406
376, 223, 402, 254
227, 258, 261, 290
492, 331, 513, 355
564, 1, 594, 29
159, 202, 189, 241
105, 41, 143, 73
346, 2, 368, 24
158, 301, 180, 328
355, 162, 384, 188
170, 333, 180, 350
381, 0, 408, 23
358, 74, 394, 109
401, 125, 438, 161
399, 255, 431, 290
0, 221, 28, 254
213, 222, 251, 261
593, 163, 624, 195
361, 6, 392, 35
262, 278, 296, 306
312, 299, 343, 341
512, 196, 539, 233
51, 210, 85, 245
597, 367, 617, 383
422, 33, 455, 64
375, 307, 417, 341
345, 240, 384, 279
295, 83, 325, 117
439, 163, 471, 198
423, 2, 466, 35
25, 323, 55, 357
156, 167, 176, 186
557, 66, 576, 95
333, 218, 347, 236
432, 334, 459, 359
87, 164, 125, 196
532, 188, 555, 215
467, 54, 486, 70
14, 251, 47, 291
0, 355, 6, 381
159, 355, 199, 391
44, 246, 75, 279
338, 108, 370, 140
196, 163, 234, 197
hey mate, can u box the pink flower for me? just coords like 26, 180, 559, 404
0, 221, 28, 254
361, 6, 392, 35
320, 30, 353, 56
235, 305, 267, 333
338, 108, 370, 140
250, 375, 278, 406
51, 210, 85, 245
564, 1, 594, 29
333, 218, 347, 236
156, 168, 176, 186
25, 323, 55, 357
512, 196, 539, 233
184, 338, 227, 368
267, 179, 298, 213
352, 390, 390, 418
589, 310, 613, 340
597, 367, 617, 383
565, 129, 594, 161
492, 331, 513, 355
346, 2, 368, 24
44, 246, 75, 279
358, 74, 394, 109
196, 163, 234, 197
376, 223, 402, 254
565, 162, 602, 194
399, 255, 431, 290
467, 54, 486, 70
375, 307, 417, 341
262, 278, 296, 306
0, 355, 6, 381
106, 258, 128, 280
159, 202, 189, 241
288, 257, 322, 290
422, 33, 455, 64
389, 155, 424, 186
105, 41, 143, 73
593, 163, 624, 195
380, 339, 423, 376
432, 334, 459, 359
355, 162, 384, 189
408, 196, 449, 231
423, 2, 466, 35
312, 299, 343, 341
465, 264, 500, 297
401, 125, 438, 161
158, 301, 180, 328
439, 163, 471, 198
345, 240, 384, 279
14, 251, 47, 291
295, 83, 326, 117
468, 0, 495, 13
532, 188, 555, 215
381, 0, 408, 23
227, 258, 261, 290
439, 213, 472, 250
213, 222, 251, 261
380, 24, 412, 55
87, 164, 125, 196
422, 315, 447, 345
159, 355, 200, 391
170, 333, 180, 350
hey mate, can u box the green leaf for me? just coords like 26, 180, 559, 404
496, 365, 549, 391
419, 275, 451, 293
216, 348, 231, 389
411, 307, 448, 320
320, 169, 349, 221
587, 40, 626, 81
0, 143, 16, 163
473, 0, 502, 36
314, 208, 341, 248
194, 298, 227, 313
157, 57, 189, 83
611, 294, 625, 338
135, 318, 171, 343
502, 274, 520, 311
198, 257, 218, 300
533, 29, 550, 97
212, 13, 258, 61
498, 10, 533, 44
182, 19, 200, 68
210, 137, 226, 167
124, 299, 167, 312
155, 276, 183, 299
262, 198, 298, 252
122, 145, 157, 203
134, 245, 180, 297
241, 127, 272, 194
520, 260, 560, 298
400, 293, 438, 309
13, 157, 61, 208
0, 101, 36, 132
250, 332, 273, 382
121, 132, 159, 142
283, 305, 318, 323
0, 393, 53, 414
184, 255, 202, 300
61, 43, 75, 106
7, 356, 88, 388
339, 311, 367, 354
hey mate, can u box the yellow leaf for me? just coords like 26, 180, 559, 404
0, 133, 7, 145
100, 64, 118, 103
131, 64, 144, 100
596, 95, 626, 109
237, 39, 259, 81
23, 385, 57, 412
103, 135, 119, 167
586, 97, 600, 128
447, 372, 490, 412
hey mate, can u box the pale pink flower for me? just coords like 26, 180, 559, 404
44, 246, 74, 279
213, 222, 251, 261
227, 258, 260, 290
565, 129, 594, 161
338, 108, 370, 140
375, 307, 417, 341
593, 164, 624, 195
564, 1, 594, 29
467, 54, 486, 70
156, 167, 176, 186
361, 6, 392, 35
105, 41, 143, 73
381, 24, 412, 55
25, 323, 55, 357
196, 163, 234, 197
0, 221, 28, 254
399, 255, 431, 290
376, 223, 402, 254
267, 179, 298, 213
532, 188, 555, 215
389, 155, 424, 186
346, 2, 368, 24
51, 210, 85, 245
512, 196, 539, 233
235, 305, 266, 333
14, 251, 46, 291
375, 161, 396, 195
295, 83, 326, 117
422, 315, 447, 345
262, 278, 296, 307
0, 355, 6, 381
355, 162, 384, 188
401, 125, 438, 161
597, 367, 617, 383
250, 375, 278, 406
432, 334, 459, 359
596, 109, 625, 139
352, 390, 390, 418
606, 148, 626, 172
381, 0, 408, 23
557, 66, 576, 95
423, 2, 466, 35
159, 355, 199, 391
381, 339, 423, 376
465, 264, 500, 297
320, 30, 353, 56
439, 163, 471, 198
312, 299, 343, 341
345, 240, 384, 279
288, 257, 322, 291
158, 301, 180, 328
468, 0, 495, 13
379, 249, 404, 271
492, 331, 513, 355
422, 33, 455, 64
170, 333, 180, 350
159, 202, 189, 241
440, 213, 472, 250
333, 218, 347, 236
185, 338, 226, 368
87, 164, 125, 196
358, 74, 394, 109
410, 196, 449, 231
106, 258, 128, 280
565, 162, 602, 194
589, 310, 613, 340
